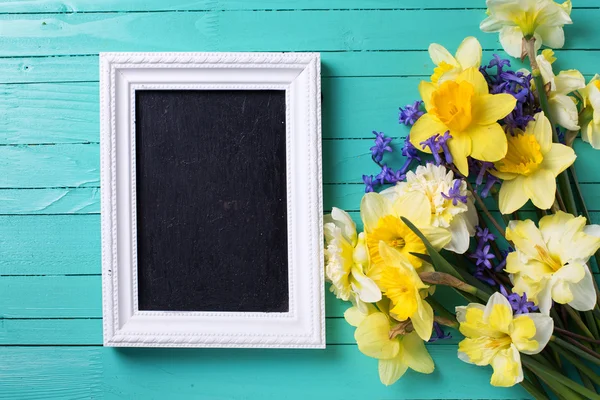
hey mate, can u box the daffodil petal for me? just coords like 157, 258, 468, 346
418, 225, 452, 251
378, 355, 408, 386
499, 26, 525, 59
567, 266, 598, 312
327, 207, 357, 245
537, 284, 553, 315
510, 315, 539, 354
540, 143, 576, 177
538, 211, 576, 250
537, 25, 565, 49
520, 313, 553, 355
506, 219, 547, 262
472, 94, 517, 126
524, 169, 556, 211
467, 123, 508, 163
411, 299, 434, 341
419, 81, 437, 113
428, 43, 458, 67
392, 191, 431, 226
447, 133, 472, 176
584, 122, 600, 149
551, 279, 574, 304
360, 192, 392, 232
355, 313, 400, 359
484, 292, 514, 333
490, 346, 523, 387
549, 93, 580, 131
445, 216, 470, 254
351, 267, 382, 303
456, 67, 489, 96
402, 332, 435, 374
409, 113, 448, 152
344, 306, 368, 327
499, 176, 529, 215
480, 16, 504, 32
554, 70, 585, 95
455, 36, 482, 69
528, 112, 552, 154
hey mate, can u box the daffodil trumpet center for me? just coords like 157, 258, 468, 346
431, 80, 475, 132
366, 215, 426, 269
495, 132, 543, 176
431, 61, 455, 84
535, 245, 564, 272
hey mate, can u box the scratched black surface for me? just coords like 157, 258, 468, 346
135, 90, 289, 312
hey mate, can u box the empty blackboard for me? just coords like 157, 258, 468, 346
134, 89, 289, 313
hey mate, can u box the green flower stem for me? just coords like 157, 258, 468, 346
524, 37, 578, 217
520, 373, 550, 400
418, 271, 490, 302
529, 364, 586, 400
569, 166, 591, 222
427, 296, 458, 326
551, 342, 600, 387
551, 335, 600, 366
522, 356, 600, 399
550, 308, 566, 330
565, 305, 595, 340
584, 310, 600, 342
460, 173, 506, 237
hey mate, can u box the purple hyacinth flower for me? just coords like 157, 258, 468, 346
481, 175, 499, 198
500, 286, 539, 315
474, 269, 497, 286
442, 180, 468, 206
376, 164, 393, 185
362, 175, 375, 193
476, 162, 494, 186
428, 322, 452, 343
470, 244, 495, 270
399, 101, 424, 126
370, 131, 393, 163
420, 134, 443, 165
476, 226, 495, 246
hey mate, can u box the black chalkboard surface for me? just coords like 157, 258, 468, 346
134, 90, 289, 313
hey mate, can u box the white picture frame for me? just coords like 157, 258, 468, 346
100, 52, 324, 348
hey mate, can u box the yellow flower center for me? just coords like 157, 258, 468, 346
535, 245, 563, 272
380, 265, 418, 320
366, 215, 426, 269
494, 132, 543, 176
485, 335, 513, 351
594, 80, 600, 91
431, 61, 455, 84
430, 80, 474, 132
512, 11, 539, 36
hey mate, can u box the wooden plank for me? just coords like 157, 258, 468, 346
0, 10, 595, 57
0, 346, 530, 400
1, 50, 597, 84
0, 187, 100, 214
1, 139, 599, 187
0, 78, 416, 144
0, 0, 597, 13
0, 215, 100, 275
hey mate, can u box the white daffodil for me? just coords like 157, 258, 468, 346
457, 293, 553, 387
536, 50, 585, 131
578, 74, 600, 149
505, 212, 600, 314
480, 0, 573, 58
324, 207, 381, 311
428, 36, 483, 85
382, 164, 478, 254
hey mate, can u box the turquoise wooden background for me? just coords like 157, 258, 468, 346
1, 1, 599, 398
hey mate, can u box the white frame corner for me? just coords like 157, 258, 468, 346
100, 52, 324, 348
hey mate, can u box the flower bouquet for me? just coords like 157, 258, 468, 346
324, 1, 600, 398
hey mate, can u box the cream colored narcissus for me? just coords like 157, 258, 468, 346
410, 67, 517, 176
360, 191, 452, 281
480, 0, 572, 58
505, 212, 600, 314
578, 74, 600, 149
324, 207, 381, 312
536, 50, 585, 131
378, 241, 434, 341
381, 164, 478, 254
428, 37, 483, 85
457, 293, 553, 387
345, 305, 434, 386
491, 112, 576, 214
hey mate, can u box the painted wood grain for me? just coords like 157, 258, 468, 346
0, 0, 597, 13
0, 10, 596, 57
0, 187, 100, 214
1, 140, 599, 188
3, 50, 599, 84
0, 346, 530, 400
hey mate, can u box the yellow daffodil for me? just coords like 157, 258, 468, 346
345, 305, 434, 385
578, 74, 600, 149
360, 191, 451, 280
324, 207, 381, 311
457, 292, 553, 387
536, 50, 585, 131
505, 212, 600, 314
410, 67, 517, 176
429, 37, 482, 85
378, 241, 435, 341
381, 164, 478, 254
491, 112, 576, 214
480, 0, 573, 58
